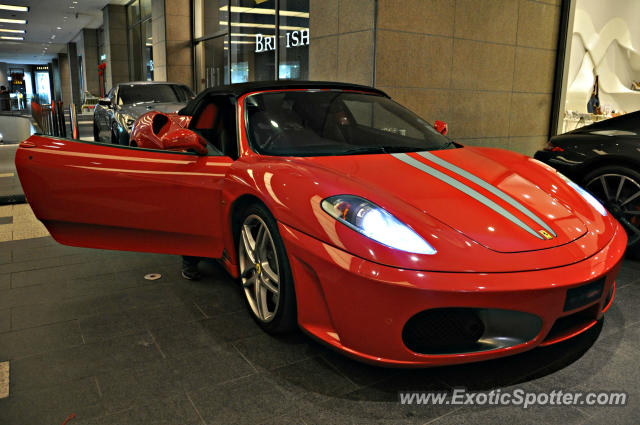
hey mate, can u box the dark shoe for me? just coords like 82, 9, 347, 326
181, 266, 202, 280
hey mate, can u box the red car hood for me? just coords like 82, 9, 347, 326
293, 147, 597, 253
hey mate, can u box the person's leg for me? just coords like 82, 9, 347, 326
181, 256, 202, 280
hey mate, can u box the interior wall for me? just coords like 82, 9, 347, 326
308, 0, 562, 156
375, 0, 561, 156
308, 0, 376, 86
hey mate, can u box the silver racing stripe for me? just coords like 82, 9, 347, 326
392, 153, 544, 240
417, 151, 557, 237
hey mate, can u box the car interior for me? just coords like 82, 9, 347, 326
189, 95, 238, 158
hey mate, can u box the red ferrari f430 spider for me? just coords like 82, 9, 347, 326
15, 81, 626, 366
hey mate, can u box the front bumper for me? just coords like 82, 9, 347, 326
279, 222, 627, 367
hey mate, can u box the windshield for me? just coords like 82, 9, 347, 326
244, 91, 454, 156
118, 84, 193, 105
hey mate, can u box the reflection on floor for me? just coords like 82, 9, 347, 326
0, 230, 638, 424
0, 204, 49, 242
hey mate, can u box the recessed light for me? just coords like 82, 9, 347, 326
69, 6, 74, 9
0, 28, 25, 34
0, 18, 27, 24
0, 5, 29, 12
56, 26, 62, 30
1, 35, 24, 40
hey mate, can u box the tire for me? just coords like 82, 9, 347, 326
110, 124, 119, 145
93, 121, 100, 142
110, 124, 129, 145
583, 165, 640, 250
236, 203, 297, 333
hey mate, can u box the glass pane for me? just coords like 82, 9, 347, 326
118, 84, 189, 104
230, 0, 276, 83
245, 91, 451, 156
127, 0, 140, 26
278, 0, 309, 80
128, 26, 142, 80
142, 20, 154, 81
194, 0, 228, 39
195, 36, 229, 91
140, 0, 152, 19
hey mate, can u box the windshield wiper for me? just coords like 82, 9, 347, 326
440, 140, 457, 149
337, 146, 429, 155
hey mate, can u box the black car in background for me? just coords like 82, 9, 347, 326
93, 81, 194, 145
535, 111, 640, 248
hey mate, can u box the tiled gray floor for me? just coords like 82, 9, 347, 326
0, 236, 638, 424
0, 320, 84, 359
0, 273, 9, 291
0, 308, 9, 333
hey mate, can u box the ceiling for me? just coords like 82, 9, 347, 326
0, 0, 128, 65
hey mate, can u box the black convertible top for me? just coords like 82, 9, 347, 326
178, 80, 388, 115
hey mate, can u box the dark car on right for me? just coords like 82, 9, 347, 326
535, 111, 640, 248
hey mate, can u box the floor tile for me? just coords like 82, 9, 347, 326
68, 393, 202, 425
189, 374, 298, 425
233, 331, 318, 371
9, 331, 163, 393
265, 356, 359, 403
0, 376, 103, 425
0, 309, 9, 333
0, 320, 84, 359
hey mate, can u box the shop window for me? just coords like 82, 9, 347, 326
192, 0, 310, 87
278, 0, 309, 80
127, 0, 153, 81
194, 0, 229, 92
230, 0, 276, 82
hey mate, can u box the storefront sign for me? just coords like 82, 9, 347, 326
255, 29, 309, 53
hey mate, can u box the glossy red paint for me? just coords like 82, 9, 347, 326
129, 111, 192, 149
15, 86, 628, 367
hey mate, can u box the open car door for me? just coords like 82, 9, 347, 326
15, 135, 232, 257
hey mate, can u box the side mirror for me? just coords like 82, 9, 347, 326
434, 120, 448, 136
161, 128, 208, 155
98, 98, 112, 107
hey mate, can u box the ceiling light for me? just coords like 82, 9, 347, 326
0, 18, 27, 24
220, 21, 306, 30
220, 5, 309, 18
56, 26, 62, 30
1, 35, 24, 40
0, 28, 25, 34
0, 4, 29, 12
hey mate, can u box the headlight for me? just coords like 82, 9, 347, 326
557, 173, 607, 216
321, 195, 436, 255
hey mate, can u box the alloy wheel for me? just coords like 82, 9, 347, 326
238, 214, 281, 322
586, 173, 640, 246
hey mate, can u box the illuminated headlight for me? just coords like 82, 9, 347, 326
321, 195, 436, 255
558, 173, 607, 216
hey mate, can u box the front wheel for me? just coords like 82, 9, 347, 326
584, 165, 640, 248
237, 203, 297, 333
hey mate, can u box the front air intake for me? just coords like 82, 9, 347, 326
402, 307, 542, 355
